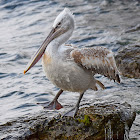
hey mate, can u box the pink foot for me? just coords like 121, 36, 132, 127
37, 100, 63, 110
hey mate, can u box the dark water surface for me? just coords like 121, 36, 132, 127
0, 0, 140, 139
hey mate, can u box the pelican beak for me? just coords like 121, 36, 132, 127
24, 28, 56, 74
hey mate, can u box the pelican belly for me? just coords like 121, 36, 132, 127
42, 54, 93, 92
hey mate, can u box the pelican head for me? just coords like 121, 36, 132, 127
24, 8, 74, 74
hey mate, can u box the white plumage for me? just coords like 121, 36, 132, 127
24, 8, 120, 117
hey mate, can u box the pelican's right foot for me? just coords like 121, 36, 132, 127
63, 107, 79, 117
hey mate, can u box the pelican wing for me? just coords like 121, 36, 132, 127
70, 47, 120, 83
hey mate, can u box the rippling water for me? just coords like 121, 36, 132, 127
0, 0, 140, 139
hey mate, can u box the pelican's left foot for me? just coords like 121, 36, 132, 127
63, 107, 79, 117
37, 100, 63, 110
37, 89, 64, 110
45, 100, 63, 110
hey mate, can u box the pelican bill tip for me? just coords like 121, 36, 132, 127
23, 70, 26, 74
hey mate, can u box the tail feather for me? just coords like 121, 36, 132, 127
96, 80, 105, 89
116, 74, 120, 83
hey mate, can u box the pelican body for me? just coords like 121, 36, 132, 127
43, 46, 96, 93
24, 8, 120, 116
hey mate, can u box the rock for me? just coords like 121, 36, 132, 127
115, 45, 140, 78
0, 101, 136, 140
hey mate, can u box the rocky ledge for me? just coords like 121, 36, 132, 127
115, 44, 140, 78
0, 101, 136, 140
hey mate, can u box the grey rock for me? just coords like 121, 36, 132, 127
0, 101, 136, 140
115, 45, 140, 78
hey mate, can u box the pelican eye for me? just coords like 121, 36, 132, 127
58, 22, 61, 26
56, 22, 61, 28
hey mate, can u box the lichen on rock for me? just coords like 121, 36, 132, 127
25, 102, 136, 140
0, 101, 136, 140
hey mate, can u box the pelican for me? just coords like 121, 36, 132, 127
24, 8, 120, 117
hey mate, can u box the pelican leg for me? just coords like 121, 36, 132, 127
63, 92, 84, 117
38, 89, 63, 110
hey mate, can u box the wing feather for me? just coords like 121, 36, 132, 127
70, 47, 120, 83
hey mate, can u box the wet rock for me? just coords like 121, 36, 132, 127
115, 45, 140, 78
0, 101, 136, 140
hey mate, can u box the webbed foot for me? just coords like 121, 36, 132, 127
37, 100, 63, 110
37, 89, 63, 110
63, 107, 79, 117
63, 92, 85, 117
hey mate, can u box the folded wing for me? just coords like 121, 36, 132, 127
70, 47, 120, 83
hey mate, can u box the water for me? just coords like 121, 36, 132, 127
0, 0, 140, 139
